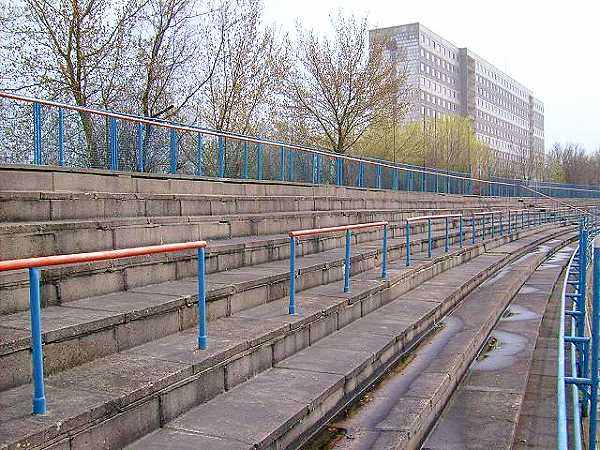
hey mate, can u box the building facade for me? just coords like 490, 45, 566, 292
370, 23, 544, 165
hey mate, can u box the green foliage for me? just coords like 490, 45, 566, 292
353, 114, 493, 176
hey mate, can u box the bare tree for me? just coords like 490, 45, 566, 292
198, 0, 287, 134
7, 0, 146, 165
284, 13, 408, 154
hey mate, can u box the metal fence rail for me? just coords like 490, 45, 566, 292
405, 213, 463, 266
557, 216, 600, 449
0, 241, 208, 415
3, 91, 600, 198
288, 222, 389, 315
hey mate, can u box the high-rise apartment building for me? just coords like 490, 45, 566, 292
370, 23, 544, 163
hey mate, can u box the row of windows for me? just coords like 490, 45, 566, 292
476, 133, 528, 151
476, 98, 528, 128
419, 33, 457, 61
475, 61, 528, 100
421, 77, 457, 99
476, 75, 528, 110
476, 110, 528, 136
420, 63, 456, 85
420, 76, 458, 99
420, 49, 456, 73
475, 121, 526, 142
420, 92, 458, 111
477, 88, 528, 118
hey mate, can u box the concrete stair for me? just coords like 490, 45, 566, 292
123, 229, 576, 450
0, 165, 585, 450
0, 224, 575, 450
0, 216, 494, 389
422, 244, 574, 450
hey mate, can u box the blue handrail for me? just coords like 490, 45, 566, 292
557, 215, 600, 449
2, 91, 600, 199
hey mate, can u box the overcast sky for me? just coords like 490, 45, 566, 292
263, 0, 598, 152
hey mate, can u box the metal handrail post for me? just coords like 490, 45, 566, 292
197, 248, 207, 350
289, 237, 296, 315
344, 230, 351, 293
28, 268, 46, 414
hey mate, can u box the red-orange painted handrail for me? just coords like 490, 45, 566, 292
0, 241, 208, 271
473, 210, 503, 216
289, 221, 388, 238
407, 213, 462, 223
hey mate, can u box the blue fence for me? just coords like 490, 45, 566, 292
558, 215, 600, 449
2, 91, 600, 198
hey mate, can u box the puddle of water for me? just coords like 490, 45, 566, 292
480, 268, 510, 287
472, 330, 527, 371
519, 286, 540, 294
534, 244, 551, 254
500, 304, 539, 322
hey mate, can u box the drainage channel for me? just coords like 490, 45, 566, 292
300, 243, 575, 450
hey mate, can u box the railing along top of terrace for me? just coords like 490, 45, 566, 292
3, 91, 600, 199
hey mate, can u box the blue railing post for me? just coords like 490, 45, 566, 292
312, 154, 318, 184
169, 127, 177, 174
408, 172, 413, 191
218, 136, 225, 178
344, 229, 351, 293
57, 108, 65, 166
445, 217, 449, 252
472, 216, 476, 244
405, 221, 411, 266
392, 169, 399, 190
336, 157, 343, 186
136, 123, 145, 172
381, 224, 388, 279
257, 143, 263, 180
197, 247, 207, 350
109, 117, 118, 171
32, 102, 42, 165
358, 161, 365, 188
242, 142, 249, 179
289, 236, 296, 315
589, 240, 600, 450
459, 216, 463, 247
578, 226, 589, 381
428, 219, 432, 258
491, 213, 495, 238
29, 267, 46, 414
196, 134, 203, 176
288, 150, 294, 182
377, 165, 382, 189
279, 146, 285, 181
421, 172, 426, 192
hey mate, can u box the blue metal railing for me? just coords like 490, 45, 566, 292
405, 213, 463, 266
0, 241, 208, 415
2, 91, 600, 198
558, 214, 600, 449
288, 222, 389, 315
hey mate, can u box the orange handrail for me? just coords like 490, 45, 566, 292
0, 241, 208, 271
407, 213, 462, 223
289, 221, 389, 238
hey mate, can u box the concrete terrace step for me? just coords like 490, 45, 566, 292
0, 206, 493, 260
0, 221, 498, 389
0, 189, 511, 223
0, 227, 569, 450
0, 212, 484, 315
125, 229, 576, 450
422, 245, 574, 450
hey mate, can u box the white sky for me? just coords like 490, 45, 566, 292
263, 0, 599, 152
